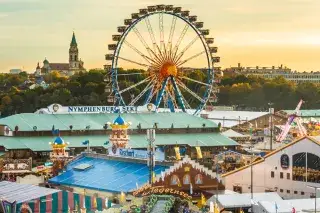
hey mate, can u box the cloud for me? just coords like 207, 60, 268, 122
0, 13, 8, 18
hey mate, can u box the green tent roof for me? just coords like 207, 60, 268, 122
0, 133, 238, 151
0, 112, 217, 132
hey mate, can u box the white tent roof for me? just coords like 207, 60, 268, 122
259, 198, 320, 213
207, 192, 282, 208
222, 129, 249, 138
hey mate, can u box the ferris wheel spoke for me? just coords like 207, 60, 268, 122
176, 80, 206, 103
166, 16, 177, 60
123, 40, 161, 67
117, 56, 150, 68
132, 27, 163, 65
177, 51, 205, 67
129, 81, 154, 105
143, 86, 154, 105
171, 23, 189, 61
118, 76, 152, 94
155, 77, 169, 108
145, 17, 164, 61
180, 76, 211, 87
159, 12, 165, 53
166, 89, 177, 112
173, 36, 199, 64
170, 77, 186, 112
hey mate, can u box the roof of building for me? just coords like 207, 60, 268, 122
54, 136, 65, 145
259, 198, 320, 213
205, 110, 269, 127
0, 133, 238, 151
114, 115, 125, 125
222, 136, 320, 177
0, 181, 60, 204
0, 112, 217, 132
71, 32, 77, 46
49, 156, 167, 193
43, 58, 49, 64
206, 192, 282, 208
154, 155, 216, 183
49, 63, 69, 70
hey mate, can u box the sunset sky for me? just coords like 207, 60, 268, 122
0, 0, 320, 73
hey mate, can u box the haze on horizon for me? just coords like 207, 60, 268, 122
0, 0, 320, 73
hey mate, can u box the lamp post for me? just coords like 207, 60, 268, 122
268, 103, 274, 151
307, 185, 320, 213
146, 129, 155, 186
215, 160, 224, 204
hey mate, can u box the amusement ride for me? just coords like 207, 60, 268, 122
104, 5, 220, 115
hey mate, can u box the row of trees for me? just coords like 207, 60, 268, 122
218, 75, 320, 110
0, 70, 319, 116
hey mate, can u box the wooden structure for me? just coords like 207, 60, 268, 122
152, 156, 224, 200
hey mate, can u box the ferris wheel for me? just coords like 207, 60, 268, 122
105, 5, 220, 115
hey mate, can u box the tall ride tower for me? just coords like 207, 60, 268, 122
108, 115, 131, 149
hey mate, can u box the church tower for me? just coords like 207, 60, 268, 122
69, 32, 80, 69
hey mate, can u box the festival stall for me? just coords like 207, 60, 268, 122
0, 181, 112, 213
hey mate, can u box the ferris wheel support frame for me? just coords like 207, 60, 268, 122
110, 10, 215, 115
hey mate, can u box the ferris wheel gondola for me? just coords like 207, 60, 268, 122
105, 4, 220, 115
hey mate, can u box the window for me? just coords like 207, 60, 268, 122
195, 174, 203, 184
183, 175, 190, 185
287, 190, 290, 194
170, 175, 180, 186
287, 173, 290, 180
271, 171, 275, 178
280, 172, 283, 179
294, 191, 297, 194
301, 191, 305, 195
280, 189, 283, 193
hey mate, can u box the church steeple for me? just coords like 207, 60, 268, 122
70, 31, 77, 46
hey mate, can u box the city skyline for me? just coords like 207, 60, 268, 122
0, 0, 320, 73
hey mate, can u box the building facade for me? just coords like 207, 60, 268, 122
222, 136, 320, 199
226, 63, 320, 83
35, 32, 85, 76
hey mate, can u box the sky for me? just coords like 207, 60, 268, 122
0, 0, 320, 73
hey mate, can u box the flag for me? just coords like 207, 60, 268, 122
82, 140, 89, 145
93, 197, 97, 209
214, 202, 220, 213
196, 146, 203, 159
82, 194, 86, 209
161, 171, 165, 181
174, 147, 181, 160
190, 183, 193, 195
197, 193, 206, 208
209, 201, 214, 212
52, 125, 55, 134
105, 197, 109, 209
152, 172, 156, 183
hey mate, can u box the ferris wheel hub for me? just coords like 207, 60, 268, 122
159, 61, 178, 79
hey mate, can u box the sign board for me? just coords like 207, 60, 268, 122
108, 148, 165, 161
132, 184, 192, 200
34, 103, 156, 114
280, 154, 290, 169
